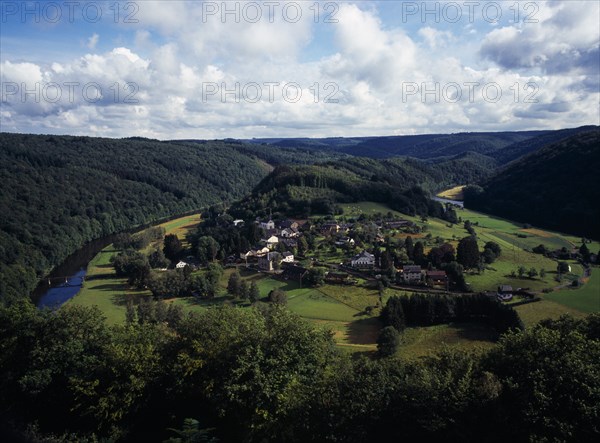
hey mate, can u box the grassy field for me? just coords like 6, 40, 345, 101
70, 203, 597, 357
545, 267, 600, 313
396, 322, 497, 360
436, 185, 465, 201
68, 214, 202, 324
157, 214, 201, 245
69, 247, 150, 324
514, 299, 587, 327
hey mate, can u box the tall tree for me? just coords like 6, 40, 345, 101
381, 296, 406, 332
377, 326, 401, 358
249, 281, 260, 303
413, 241, 425, 266
163, 234, 183, 261
227, 271, 242, 297
405, 236, 414, 259
457, 236, 480, 269
148, 248, 170, 269
580, 243, 591, 263
197, 236, 220, 265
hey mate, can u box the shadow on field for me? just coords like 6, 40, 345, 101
347, 317, 381, 345
94, 283, 125, 292
112, 292, 147, 306
450, 323, 497, 342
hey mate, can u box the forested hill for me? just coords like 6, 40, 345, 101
464, 129, 600, 239
242, 126, 598, 162
0, 133, 273, 303
242, 130, 546, 159
229, 155, 479, 220
489, 125, 599, 165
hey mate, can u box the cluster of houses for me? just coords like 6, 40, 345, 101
238, 218, 302, 272
347, 251, 448, 287
235, 215, 445, 285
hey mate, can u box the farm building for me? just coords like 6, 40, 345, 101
325, 272, 351, 284
426, 270, 448, 284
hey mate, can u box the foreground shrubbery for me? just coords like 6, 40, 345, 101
0, 301, 598, 442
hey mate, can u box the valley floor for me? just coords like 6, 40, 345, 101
68, 203, 599, 357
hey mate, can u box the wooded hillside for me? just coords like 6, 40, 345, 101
0, 134, 271, 303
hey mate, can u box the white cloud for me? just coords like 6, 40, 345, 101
480, 1, 600, 75
87, 33, 99, 50
418, 27, 453, 49
1, 1, 598, 138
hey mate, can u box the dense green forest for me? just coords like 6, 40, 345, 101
0, 134, 274, 303
0, 301, 598, 442
465, 130, 600, 239
243, 130, 546, 159
488, 125, 598, 165
229, 154, 496, 220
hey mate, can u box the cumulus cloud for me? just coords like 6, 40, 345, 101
418, 27, 454, 49
1, 1, 598, 138
480, 1, 600, 75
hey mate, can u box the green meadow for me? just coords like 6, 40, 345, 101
544, 267, 600, 313
69, 214, 201, 324
69, 202, 598, 356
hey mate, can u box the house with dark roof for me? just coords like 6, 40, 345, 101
281, 263, 309, 285
384, 220, 413, 229
278, 219, 299, 230
427, 270, 448, 284
325, 272, 350, 284
320, 222, 340, 235
258, 251, 281, 272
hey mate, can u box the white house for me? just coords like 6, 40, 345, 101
254, 246, 270, 257
264, 235, 279, 250
280, 228, 299, 238
351, 251, 376, 268
240, 250, 255, 260
176, 260, 188, 269
402, 265, 423, 283
259, 219, 275, 230
335, 237, 355, 246
233, 219, 244, 227
282, 251, 294, 263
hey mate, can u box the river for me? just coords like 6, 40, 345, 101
33, 210, 204, 309
33, 233, 121, 309
432, 196, 464, 208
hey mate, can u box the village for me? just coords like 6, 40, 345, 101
167, 199, 596, 312
174, 212, 493, 299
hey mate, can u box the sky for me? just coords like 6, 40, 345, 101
1, 0, 599, 139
